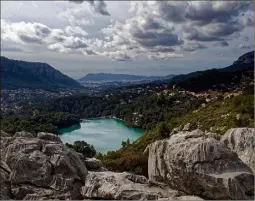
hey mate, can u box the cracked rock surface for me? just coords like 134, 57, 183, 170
145, 129, 254, 200
1, 129, 254, 200
81, 171, 177, 200
0, 131, 186, 200
0, 132, 87, 200
221, 128, 255, 173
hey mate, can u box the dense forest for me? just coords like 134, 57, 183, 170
1, 112, 80, 135
3, 91, 203, 132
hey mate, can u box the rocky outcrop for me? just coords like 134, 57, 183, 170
84, 157, 106, 171
0, 130, 11, 137
221, 128, 255, 173
0, 131, 192, 200
0, 132, 87, 200
37, 132, 62, 143
81, 171, 177, 200
1, 128, 254, 200
14, 131, 34, 138
145, 129, 254, 200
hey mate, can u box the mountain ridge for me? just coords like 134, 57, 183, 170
1, 56, 82, 90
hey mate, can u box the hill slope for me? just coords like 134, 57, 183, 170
1, 56, 82, 90
168, 51, 254, 92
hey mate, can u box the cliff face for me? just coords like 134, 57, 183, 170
0, 128, 254, 200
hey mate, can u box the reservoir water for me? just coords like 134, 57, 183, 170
58, 118, 144, 154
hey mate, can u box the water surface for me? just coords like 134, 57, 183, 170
58, 118, 144, 154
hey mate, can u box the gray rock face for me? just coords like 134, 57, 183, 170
0, 160, 12, 199
0, 131, 87, 200
37, 132, 62, 143
0, 130, 11, 137
221, 128, 255, 173
81, 171, 177, 200
145, 129, 254, 200
14, 131, 34, 138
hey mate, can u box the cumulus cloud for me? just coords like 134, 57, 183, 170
94, 1, 253, 60
102, 51, 132, 61
69, 0, 110, 16
1, 1, 253, 61
1, 19, 91, 54
182, 41, 207, 52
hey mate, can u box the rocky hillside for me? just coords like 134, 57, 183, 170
1, 56, 82, 90
0, 128, 254, 200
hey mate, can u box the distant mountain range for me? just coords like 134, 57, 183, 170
1, 50, 253, 92
1, 57, 82, 91
78, 73, 175, 83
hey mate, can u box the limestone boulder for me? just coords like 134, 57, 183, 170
145, 129, 254, 200
81, 171, 176, 200
221, 128, 255, 173
1, 133, 87, 200
14, 131, 34, 138
37, 132, 62, 143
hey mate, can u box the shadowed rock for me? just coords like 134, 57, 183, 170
221, 128, 255, 173
0, 131, 87, 200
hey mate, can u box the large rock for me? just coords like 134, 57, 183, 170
84, 157, 105, 171
37, 132, 62, 143
81, 171, 177, 200
0, 130, 11, 137
221, 128, 255, 173
14, 131, 34, 138
0, 160, 12, 199
0, 132, 88, 200
145, 129, 254, 200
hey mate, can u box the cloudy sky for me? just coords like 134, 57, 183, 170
1, 1, 254, 78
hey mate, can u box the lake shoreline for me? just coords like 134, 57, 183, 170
58, 118, 144, 154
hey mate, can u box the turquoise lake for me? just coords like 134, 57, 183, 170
58, 118, 144, 154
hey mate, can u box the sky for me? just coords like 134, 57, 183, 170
1, 1, 254, 79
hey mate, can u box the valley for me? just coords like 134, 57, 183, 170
0, 51, 254, 200
1, 1, 254, 200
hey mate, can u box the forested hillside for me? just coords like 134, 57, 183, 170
99, 91, 254, 176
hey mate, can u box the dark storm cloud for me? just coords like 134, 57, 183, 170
185, 1, 252, 25
214, 41, 230, 47
205, 23, 244, 37
19, 34, 43, 44
132, 30, 183, 47
183, 27, 222, 42
157, 2, 187, 23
